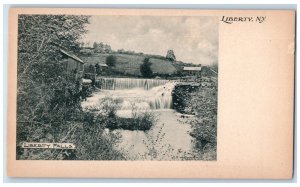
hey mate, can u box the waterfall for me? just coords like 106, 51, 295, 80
96, 77, 170, 90
90, 78, 176, 117
109, 82, 175, 111
146, 82, 174, 109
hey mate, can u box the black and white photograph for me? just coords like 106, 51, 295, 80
16, 14, 218, 161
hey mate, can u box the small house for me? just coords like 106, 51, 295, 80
94, 63, 108, 75
60, 49, 85, 78
183, 66, 202, 77
98, 63, 108, 71
181, 66, 202, 82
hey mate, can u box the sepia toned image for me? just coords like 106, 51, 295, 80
16, 14, 218, 161
7, 8, 294, 178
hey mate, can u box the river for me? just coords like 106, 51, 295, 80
81, 77, 195, 160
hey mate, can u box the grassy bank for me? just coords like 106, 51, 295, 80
81, 53, 177, 76
17, 106, 125, 160
174, 77, 218, 160
188, 85, 217, 160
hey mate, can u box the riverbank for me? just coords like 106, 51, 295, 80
113, 109, 194, 160
80, 78, 197, 160
80, 76, 217, 160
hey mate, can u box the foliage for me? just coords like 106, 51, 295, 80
210, 63, 218, 73
105, 55, 117, 67
94, 63, 101, 75
116, 49, 136, 55
129, 123, 189, 160
127, 103, 157, 131
186, 87, 217, 160
84, 64, 96, 74
172, 77, 218, 160
166, 49, 176, 62
172, 84, 199, 113
17, 14, 90, 122
99, 98, 157, 131
106, 113, 156, 131
17, 15, 89, 158
93, 42, 112, 53
17, 108, 125, 160
16, 15, 125, 160
79, 48, 94, 56
201, 65, 218, 77
140, 57, 153, 78
72, 111, 125, 160
138, 124, 174, 160
97, 97, 122, 118
80, 53, 178, 77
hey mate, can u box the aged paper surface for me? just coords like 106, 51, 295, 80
7, 8, 295, 178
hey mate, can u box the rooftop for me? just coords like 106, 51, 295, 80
99, 63, 108, 67
60, 49, 84, 64
183, 66, 202, 71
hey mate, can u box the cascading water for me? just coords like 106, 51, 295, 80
116, 82, 175, 110
94, 78, 175, 112
146, 82, 174, 109
81, 78, 194, 160
96, 77, 170, 90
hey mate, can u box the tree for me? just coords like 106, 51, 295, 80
85, 64, 96, 74
17, 15, 90, 143
93, 42, 98, 49
140, 58, 153, 78
166, 49, 176, 62
106, 55, 117, 67
92, 42, 112, 53
104, 44, 112, 53
95, 63, 101, 75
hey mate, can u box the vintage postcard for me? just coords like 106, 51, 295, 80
7, 8, 295, 178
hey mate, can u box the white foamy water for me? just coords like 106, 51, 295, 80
82, 81, 175, 112
97, 77, 171, 90
81, 78, 195, 160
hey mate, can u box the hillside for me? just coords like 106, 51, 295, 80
80, 53, 178, 76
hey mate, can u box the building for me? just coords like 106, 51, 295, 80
51, 49, 86, 104
94, 63, 108, 75
60, 49, 85, 79
98, 63, 108, 70
183, 66, 202, 76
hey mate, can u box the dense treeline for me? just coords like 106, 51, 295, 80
16, 15, 124, 160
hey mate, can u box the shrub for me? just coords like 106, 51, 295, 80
72, 111, 125, 160
16, 104, 126, 160
132, 111, 157, 131
84, 64, 96, 74
97, 97, 122, 118
186, 87, 217, 160
104, 102, 157, 131
80, 48, 94, 56
105, 111, 157, 131
172, 84, 199, 114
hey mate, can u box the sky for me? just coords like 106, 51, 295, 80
82, 16, 219, 65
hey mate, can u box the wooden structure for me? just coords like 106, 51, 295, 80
60, 49, 85, 78
183, 66, 202, 75
94, 63, 108, 73
182, 66, 202, 81
99, 63, 108, 70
